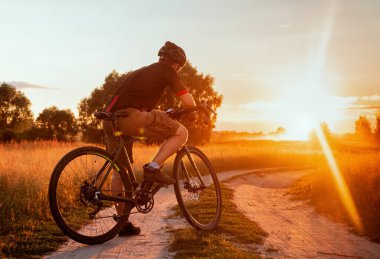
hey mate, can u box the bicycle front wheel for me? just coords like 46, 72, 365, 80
48, 146, 133, 244
173, 146, 222, 230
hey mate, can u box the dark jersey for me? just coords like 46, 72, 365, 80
105, 62, 188, 112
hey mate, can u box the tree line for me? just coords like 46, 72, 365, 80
309, 114, 380, 145
0, 84, 78, 142
0, 63, 223, 143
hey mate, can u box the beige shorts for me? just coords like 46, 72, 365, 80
103, 108, 181, 140
103, 108, 181, 165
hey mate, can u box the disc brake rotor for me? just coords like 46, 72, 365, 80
187, 180, 201, 201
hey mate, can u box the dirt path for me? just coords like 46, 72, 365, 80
227, 171, 380, 259
45, 170, 251, 259
46, 169, 380, 258
46, 185, 183, 259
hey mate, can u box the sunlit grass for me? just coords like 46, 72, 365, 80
290, 150, 380, 242
169, 184, 266, 258
0, 141, 158, 257
315, 126, 363, 232
1, 139, 378, 257
0, 140, 317, 257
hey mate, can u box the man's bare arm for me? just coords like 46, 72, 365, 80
179, 92, 196, 108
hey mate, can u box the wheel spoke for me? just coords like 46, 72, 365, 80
174, 147, 221, 230
49, 147, 133, 244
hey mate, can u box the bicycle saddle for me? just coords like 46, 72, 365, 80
94, 111, 129, 121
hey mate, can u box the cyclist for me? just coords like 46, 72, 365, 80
103, 41, 196, 236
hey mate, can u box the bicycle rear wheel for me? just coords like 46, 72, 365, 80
48, 146, 133, 244
173, 146, 222, 230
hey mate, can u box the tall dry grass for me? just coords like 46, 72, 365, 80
0, 141, 161, 256
0, 141, 76, 230
291, 150, 380, 242
3, 139, 377, 256
0, 141, 77, 256
0, 141, 160, 230
0, 140, 318, 232
202, 140, 322, 172
0, 140, 318, 248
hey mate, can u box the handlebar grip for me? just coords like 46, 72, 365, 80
166, 105, 216, 120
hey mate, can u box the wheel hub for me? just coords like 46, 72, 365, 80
80, 181, 98, 205
184, 180, 201, 201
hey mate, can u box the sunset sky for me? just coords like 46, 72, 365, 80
1, 0, 380, 139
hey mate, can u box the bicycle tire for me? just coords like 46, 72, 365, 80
173, 146, 222, 230
48, 146, 133, 244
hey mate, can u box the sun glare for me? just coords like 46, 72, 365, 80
270, 0, 344, 141
271, 80, 342, 140
295, 0, 363, 232
315, 125, 363, 232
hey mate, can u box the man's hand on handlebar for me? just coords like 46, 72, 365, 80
166, 104, 216, 124
183, 111, 198, 123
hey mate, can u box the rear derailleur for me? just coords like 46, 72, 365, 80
80, 181, 103, 219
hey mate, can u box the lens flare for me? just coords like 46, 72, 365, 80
315, 125, 363, 232
306, 0, 363, 232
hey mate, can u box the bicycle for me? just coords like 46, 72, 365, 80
48, 104, 222, 245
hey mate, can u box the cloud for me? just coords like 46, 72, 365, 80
333, 79, 380, 96
239, 100, 276, 110
6, 81, 58, 90
345, 95, 380, 110
347, 105, 380, 110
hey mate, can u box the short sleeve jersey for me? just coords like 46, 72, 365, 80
105, 62, 188, 112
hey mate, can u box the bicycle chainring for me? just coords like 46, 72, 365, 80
135, 189, 154, 213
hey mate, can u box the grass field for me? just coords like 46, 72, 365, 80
0, 139, 379, 257
169, 184, 266, 258
290, 149, 380, 242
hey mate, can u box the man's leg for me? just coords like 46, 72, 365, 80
103, 120, 140, 236
103, 121, 126, 214
115, 109, 188, 184
151, 125, 188, 165
142, 124, 188, 185
111, 173, 124, 215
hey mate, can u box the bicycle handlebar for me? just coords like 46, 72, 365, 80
166, 104, 216, 121
94, 104, 216, 123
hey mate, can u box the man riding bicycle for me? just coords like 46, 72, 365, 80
103, 41, 196, 236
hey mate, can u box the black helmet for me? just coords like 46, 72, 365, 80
158, 41, 186, 67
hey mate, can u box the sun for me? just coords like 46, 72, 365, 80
271, 80, 342, 140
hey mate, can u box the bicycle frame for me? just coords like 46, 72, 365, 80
92, 135, 138, 204
49, 106, 221, 244
181, 148, 206, 187
91, 133, 206, 204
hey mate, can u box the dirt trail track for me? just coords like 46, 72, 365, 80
46, 169, 380, 259
228, 171, 380, 259
46, 170, 249, 259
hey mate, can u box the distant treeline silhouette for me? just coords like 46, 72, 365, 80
309, 115, 380, 146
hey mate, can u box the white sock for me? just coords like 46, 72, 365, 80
148, 161, 160, 169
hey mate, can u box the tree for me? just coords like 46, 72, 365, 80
0, 83, 33, 132
375, 112, 380, 144
354, 115, 372, 141
78, 70, 132, 142
157, 63, 223, 144
35, 106, 78, 141
78, 63, 223, 144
